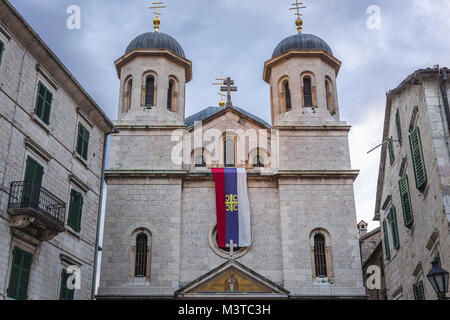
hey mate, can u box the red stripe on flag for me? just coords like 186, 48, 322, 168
212, 168, 226, 248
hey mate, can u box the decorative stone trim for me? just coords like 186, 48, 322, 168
73, 151, 89, 168
24, 137, 52, 162
36, 64, 59, 90
30, 113, 52, 135
0, 21, 13, 40
69, 174, 89, 193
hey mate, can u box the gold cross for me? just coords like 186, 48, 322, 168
149, 0, 166, 32
213, 72, 226, 107
225, 194, 238, 213
289, 0, 307, 33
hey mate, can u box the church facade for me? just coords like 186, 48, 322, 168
97, 18, 366, 299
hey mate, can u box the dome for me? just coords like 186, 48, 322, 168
272, 33, 333, 59
125, 32, 186, 58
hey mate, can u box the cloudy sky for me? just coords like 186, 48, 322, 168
10, 0, 450, 232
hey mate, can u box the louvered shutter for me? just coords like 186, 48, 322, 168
382, 220, 390, 260
399, 175, 414, 228
390, 206, 400, 250
409, 127, 427, 191
7, 247, 33, 300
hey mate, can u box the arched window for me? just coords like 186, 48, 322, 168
325, 78, 334, 114
253, 149, 264, 168
123, 78, 132, 113
314, 233, 327, 277
284, 81, 292, 112
303, 77, 313, 108
135, 233, 148, 277
167, 80, 174, 111
195, 155, 206, 167
224, 138, 235, 167
145, 76, 155, 107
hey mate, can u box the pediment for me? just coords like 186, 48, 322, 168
176, 260, 289, 298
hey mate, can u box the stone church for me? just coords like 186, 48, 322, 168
97, 11, 366, 299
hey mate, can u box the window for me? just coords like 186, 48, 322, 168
145, 76, 155, 107
284, 81, 292, 112
224, 138, 235, 167
388, 137, 395, 165
22, 156, 44, 207
7, 247, 33, 300
34, 82, 53, 125
413, 281, 425, 300
313, 234, 327, 277
59, 269, 74, 300
399, 175, 414, 228
303, 77, 313, 108
135, 233, 148, 277
195, 155, 206, 168
396, 109, 402, 145
382, 220, 390, 260
325, 79, 334, 114
67, 189, 83, 232
167, 79, 174, 111
409, 127, 427, 192
253, 149, 264, 168
389, 206, 400, 250
76, 123, 90, 161
0, 40, 4, 66
123, 78, 132, 112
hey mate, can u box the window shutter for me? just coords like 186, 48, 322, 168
76, 123, 90, 161
409, 127, 427, 191
0, 40, 4, 66
34, 82, 52, 125
43, 90, 53, 125
22, 157, 44, 206
413, 281, 425, 300
399, 175, 414, 228
382, 220, 390, 260
7, 247, 33, 300
59, 269, 75, 300
396, 109, 402, 145
389, 206, 400, 250
68, 190, 83, 232
388, 137, 395, 165
83, 129, 90, 160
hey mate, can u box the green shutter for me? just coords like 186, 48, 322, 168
413, 281, 425, 300
22, 157, 44, 207
34, 82, 52, 125
76, 123, 90, 161
68, 189, 83, 232
399, 175, 414, 228
382, 220, 390, 260
388, 137, 395, 165
0, 40, 4, 66
396, 109, 402, 145
59, 269, 75, 300
389, 206, 400, 250
7, 247, 33, 300
409, 127, 427, 191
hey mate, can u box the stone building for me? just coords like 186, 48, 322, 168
97, 14, 366, 299
374, 67, 450, 300
358, 221, 386, 300
0, 0, 114, 300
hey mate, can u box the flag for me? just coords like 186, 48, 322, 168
212, 168, 251, 248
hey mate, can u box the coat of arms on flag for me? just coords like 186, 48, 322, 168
212, 168, 251, 249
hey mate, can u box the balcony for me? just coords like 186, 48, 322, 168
7, 181, 66, 241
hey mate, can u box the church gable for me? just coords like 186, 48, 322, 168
176, 260, 289, 298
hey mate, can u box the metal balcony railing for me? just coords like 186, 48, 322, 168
8, 181, 66, 231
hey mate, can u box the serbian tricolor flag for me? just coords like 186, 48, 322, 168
212, 168, 251, 248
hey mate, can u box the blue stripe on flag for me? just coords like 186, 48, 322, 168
224, 168, 239, 246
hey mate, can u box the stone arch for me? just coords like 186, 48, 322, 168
325, 75, 335, 114
191, 147, 212, 169
167, 75, 179, 112
277, 76, 291, 113
221, 131, 241, 168
122, 75, 133, 113
248, 147, 268, 168
309, 228, 334, 282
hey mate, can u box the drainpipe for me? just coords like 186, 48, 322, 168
440, 70, 450, 134
91, 130, 113, 300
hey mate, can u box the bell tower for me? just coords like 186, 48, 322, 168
263, 2, 342, 127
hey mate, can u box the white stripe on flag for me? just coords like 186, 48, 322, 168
237, 168, 251, 247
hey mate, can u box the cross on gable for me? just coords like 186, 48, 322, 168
220, 77, 238, 108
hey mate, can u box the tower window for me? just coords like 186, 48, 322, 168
145, 76, 155, 107
284, 81, 292, 112
224, 138, 235, 167
195, 154, 206, 167
253, 149, 264, 168
167, 80, 174, 111
303, 77, 313, 108
135, 233, 148, 277
123, 78, 132, 112
325, 79, 334, 114
314, 233, 327, 277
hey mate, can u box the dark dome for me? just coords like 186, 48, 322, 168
125, 32, 186, 58
272, 33, 333, 58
